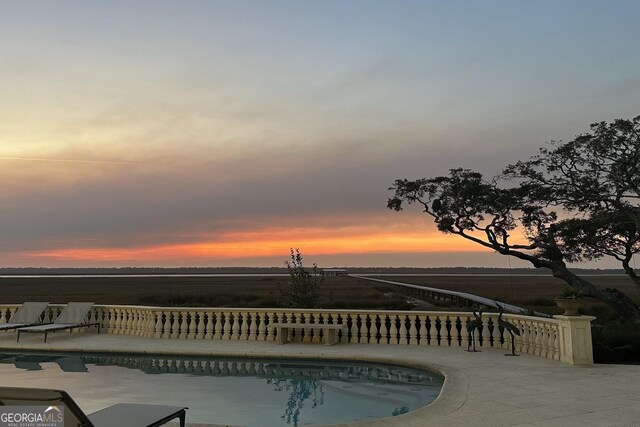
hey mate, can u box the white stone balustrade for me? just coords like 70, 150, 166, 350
0, 304, 594, 365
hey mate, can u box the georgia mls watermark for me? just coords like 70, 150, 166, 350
0, 406, 64, 427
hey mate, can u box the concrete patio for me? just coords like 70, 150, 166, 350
0, 332, 639, 427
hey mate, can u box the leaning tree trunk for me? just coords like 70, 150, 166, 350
504, 248, 640, 324
622, 257, 640, 288
550, 264, 640, 324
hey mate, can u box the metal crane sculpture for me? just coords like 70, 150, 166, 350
496, 303, 521, 356
466, 308, 483, 352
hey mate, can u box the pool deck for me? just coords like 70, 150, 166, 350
1, 332, 639, 427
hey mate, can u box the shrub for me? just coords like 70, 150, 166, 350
279, 249, 324, 309
592, 321, 640, 364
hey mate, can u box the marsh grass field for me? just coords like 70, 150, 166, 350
1, 274, 639, 315
0, 276, 411, 310
384, 275, 640, 315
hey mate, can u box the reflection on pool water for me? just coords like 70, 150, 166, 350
0, 351, 443, 426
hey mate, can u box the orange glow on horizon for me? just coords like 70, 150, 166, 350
25, 225, 484, 262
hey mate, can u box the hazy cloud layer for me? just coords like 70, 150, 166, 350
1, 1, 639, 267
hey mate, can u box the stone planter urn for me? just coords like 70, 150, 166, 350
555, 297, 582, 316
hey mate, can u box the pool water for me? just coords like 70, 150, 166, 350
0, 351, 443, 426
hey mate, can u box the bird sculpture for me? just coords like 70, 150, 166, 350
496, 303, 521, 356
466, 308, 483, 352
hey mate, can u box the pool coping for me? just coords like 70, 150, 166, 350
5, 333, 640, 427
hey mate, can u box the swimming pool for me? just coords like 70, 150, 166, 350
0, 351, 443, 426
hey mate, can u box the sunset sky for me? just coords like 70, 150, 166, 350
1, 1, 639, 268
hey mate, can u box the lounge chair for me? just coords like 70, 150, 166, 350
17, 302, 100, 343
0, 386, 187, 427
0, 302, 49, 332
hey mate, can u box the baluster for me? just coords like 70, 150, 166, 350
102, 308, 111, 334
295, 312, 305, 342
409, 314, 418, 345
168, 311, 178, 339
334, 313, 348, 343
195, 312, 205, 339
326, 312, 337, 341
310, 313, 321, 344
246, 311, 256, 340
476, 314, 484, 349
268, 312, 279, 341
369, 313, 379, 344
213, 312, 222, 339
346, 313, 356, 343
520, 320, 530, 354
356, 314, 367, 344
87, 307, 97, 332
513, 319, 524, 353
534, 322, 544, 356
186, 311, 196, 339
204, 312, 214, 340
427, 315, 437, 346
128, 309, 137, 336
499, 316, 510, 352
399, 314, 409, 345
257, 312, 266, 341
125, 308, 138, 337
389, 314, 399, 345
138, 308, 150, 337
142, 309, 152, 337
446, 315, 455, 346
350, 313, 360, 344
113, 308, 124, 334
222, 312, 232, 340
107, 308, 117, 334
488, 314, 499, 350
231, 311, 241, 340
301, 312, 311, 343
526, 321, 535, 355
134, 309, 143, 336
88, 307, 97, 331
239, 312, 249, 340
545, 323, 555, 359
460, 315, 469, 348
123, 309, 132, 335
160, 311, 170, 339
8, 306, 18, 322
137, 309, 146, 337
132, 309, 140, 336
322, 312, 331, 343
418, 315, 427, 346
378, 314, 388, 344
549, 325, 559, 360
153, 311, 163, 338
94, 307, 104, 333
178, 311, 193, 339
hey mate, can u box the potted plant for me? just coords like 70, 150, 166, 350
555, 288, 584, 316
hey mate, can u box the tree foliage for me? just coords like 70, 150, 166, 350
279, 249, 323, 309
388, 116, 640, 323
504, 116, 640, 284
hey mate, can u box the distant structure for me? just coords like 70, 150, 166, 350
322, 268, 348, 277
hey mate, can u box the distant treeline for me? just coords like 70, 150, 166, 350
0, 266, 626, 275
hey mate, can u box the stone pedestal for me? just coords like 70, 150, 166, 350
554, 315, 596, 366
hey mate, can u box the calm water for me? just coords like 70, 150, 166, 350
0, 352, 443, 426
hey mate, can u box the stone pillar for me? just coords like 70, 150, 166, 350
554, 315, 596, 366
